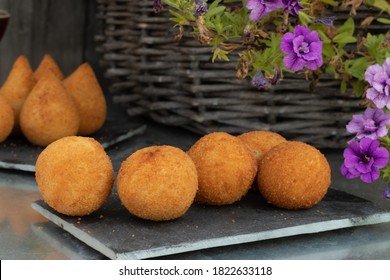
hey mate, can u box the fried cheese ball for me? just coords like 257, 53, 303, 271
238, 130, 287, 191
257, 141, 331, 209
0, 95, 14, 143
238, 130, 287, 161
35, 136, 114, 216
117, 145, 198, 221
187, 132, 257, 205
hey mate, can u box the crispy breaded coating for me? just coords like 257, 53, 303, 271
20, 70, 80, 146
187, 132, 257, 205
117, 145, 198, 221
34, 54, 64, 81
0, 55, 36, 134
35, 136, 114, 216
0, 95, 14, 143
258, 141, 331, 209
238, 130, 287, 161
63, 63, 106, 136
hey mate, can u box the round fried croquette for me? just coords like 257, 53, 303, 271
257, 141, 331, 209
117, 145, 198, 221
0, 96, 14, 143
35, 136, 114, 216
238, 130, 287, 161
187, 132, 257, 205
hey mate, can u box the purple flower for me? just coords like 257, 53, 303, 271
282, 0, 303, 16
346, 108, 390, 140
383, 184, 390, 199
246, 0, 284, 22
341, 138, 389, 183
153, 0, 163, 13
251, 71, 270, 90
365, 58, 390, 109
280, 25, 323, 71
194, 0, 208, 18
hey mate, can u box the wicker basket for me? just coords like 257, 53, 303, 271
95, 0, 384, 148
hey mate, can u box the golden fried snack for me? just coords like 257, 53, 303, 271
0, 95, 14, 143
187, 132, 257, 205
117, 145, 198, 221
0, 55, 36, 134
34, 54, 64, 81
63, 63, 106, 136
20, 70, 80, 146
257, 141, 331, 209
238, 130, 286, 161
238, 130, 287, 191
35, 136, 114, 216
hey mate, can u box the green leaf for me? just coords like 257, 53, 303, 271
366, 0, 390, 14
205, 6, 226, 18
212, 48, 229, 62
333, 32, 357, 44
377, 17, 390, 24
336, 18, 355, 36
345, 57, 371, 80
351, 80, 365, 98
322, 43, 335, 58
318, 0, 339, 6
340, 79, 347, 93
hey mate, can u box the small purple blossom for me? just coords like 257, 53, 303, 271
251, 71, 270, 90
365, 58, 390, 109
282, 0, 303, 16
313, 16, 337, 26
383, 184, 390, 199
346, 108, 390, 140
280, 25, 323, 71
194, 0, 208, 18
246, 0, 284, 22
153, 0, 163, 13
341, 138, 389, 183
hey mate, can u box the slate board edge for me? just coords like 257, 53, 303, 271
0, 124, 147, 173
31, 201, 390, 260
31, 202, 117, 260
0, 161, 35, 172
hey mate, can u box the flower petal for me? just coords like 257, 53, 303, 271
283, 54, 306, 71
280, 32, 295, 54
360, 172, 375, 183
365, 64, 383, 85
305, 58, 322, 70
341, 164, 359, 179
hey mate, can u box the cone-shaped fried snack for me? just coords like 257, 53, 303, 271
20, 70, 80, 146
0, 55, 36, 134
34, 54, 64, 81
63, 63, 106, 135
0, 95, 14, 143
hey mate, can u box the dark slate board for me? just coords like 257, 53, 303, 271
31, 188, 390, 260
0, 120, 147, 172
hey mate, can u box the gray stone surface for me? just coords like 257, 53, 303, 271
32, 188, 390, 260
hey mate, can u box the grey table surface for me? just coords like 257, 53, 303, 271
1, 117, 390, 260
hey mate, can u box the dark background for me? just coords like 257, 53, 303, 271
0, 0, 106, 87
0, 0, 126, 119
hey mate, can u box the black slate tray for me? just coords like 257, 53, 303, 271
0, 120, 146, 172
31, 188, 390, 260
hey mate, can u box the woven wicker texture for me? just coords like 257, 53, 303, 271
94, 0, 384, 148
